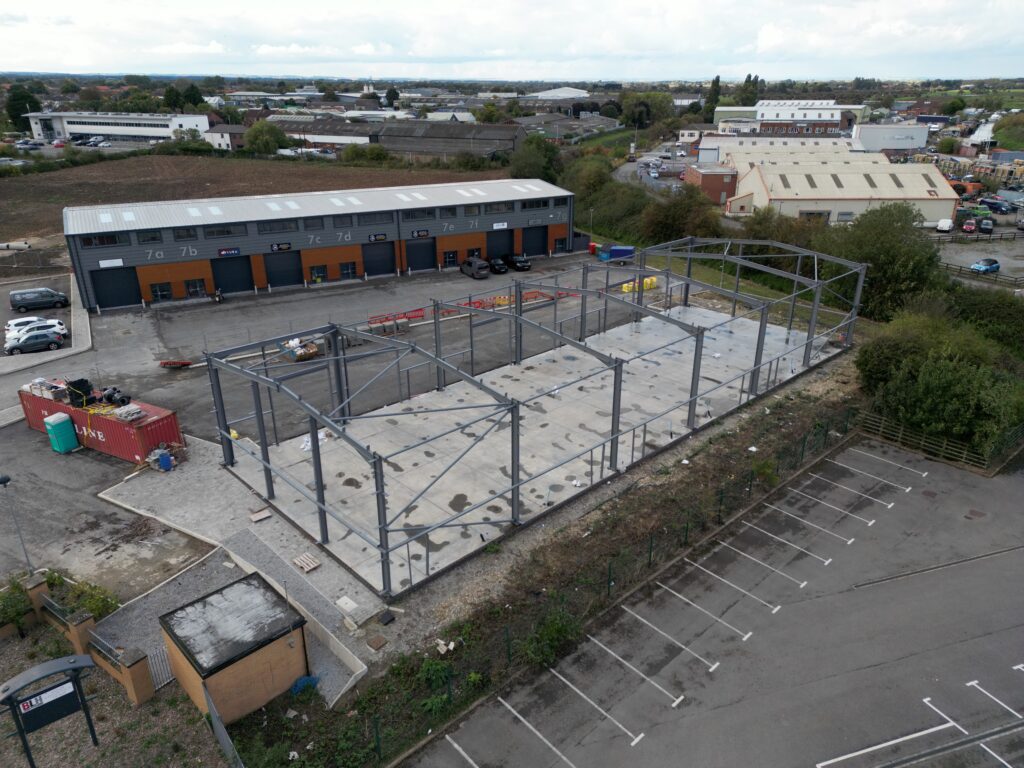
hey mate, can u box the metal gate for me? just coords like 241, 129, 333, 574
522, 225, 548, 256
263, 250, 303, 286
362, 241, 396, 276
486, 229, 514, 259
90, 267, 142, 309
148, 645, 174, 689
405, 238, 437, 272
212, 255, 255, 294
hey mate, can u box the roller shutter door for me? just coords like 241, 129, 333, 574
405, 239, 436, 272
264, 250, 303, 287
522, 226, 548, 257
91, 267, 141, 309
486, 230, 514, 259
362, 242, 396, 276
211, 255, 254, 294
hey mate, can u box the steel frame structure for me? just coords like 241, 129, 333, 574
206, 239, 866, 597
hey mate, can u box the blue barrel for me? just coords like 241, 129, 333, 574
158, 452, 173, 471
44, 413, 78, 454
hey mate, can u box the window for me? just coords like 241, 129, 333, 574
484, 201, 514, 214
779, 174, 791, 189
889, 173, 904, 189
723, 176, 731, 183
137, 230, 163, 244
203, 223, 247, 238
468, 247, 481, 259
439, 206, 457, 219
150, 283, 172, 302
521, 199, 549, 210
80, 233, 129, 248
864, 174, 877, 189
173, 227, 198, 241
357, 211, 393, 226
309, 265, 327, 283
332, 214, 352, 228
805, 174, 817, 189
340, 262, 357, 280
402, 208, 435, 221
922, 174, 937, 189
257, 220, 298, 234
185, 278, 206, 298
831, 173, 844, 189
837, 212, 855, 223
303, 217, 324, 230
443, 250, 458, 267
463, 204, 480, 215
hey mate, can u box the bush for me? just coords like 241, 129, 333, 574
0, 580, 33, 636
948, 284, 1024, 360
517, 598, 581, 668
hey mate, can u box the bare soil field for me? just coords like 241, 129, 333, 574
0, 155, 509, 242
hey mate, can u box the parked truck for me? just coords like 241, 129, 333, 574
597, 245, 636, 265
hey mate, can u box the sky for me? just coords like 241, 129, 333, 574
1, 0, 1021, 82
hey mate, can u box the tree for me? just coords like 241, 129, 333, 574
77, 86, 103, 110
276, 80, 288, 94
60, 79, 80, 94
201, 75, 225, 91
124, 74, 153, 89
703, 75, 721, 122
322, 87, 338, 102
509, 134, 561, 183
993, 113, 1024, 151
5, 86, 41, 131
942, 97, 966, 116
385, 86, 400, 107
640, 184, 721, 241
163, 85, 184, 111
244, 120, 289, 154
813, 202, 942, 322
182, 84, 204, 106
936, 136, 959, 154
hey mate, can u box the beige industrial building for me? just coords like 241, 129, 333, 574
725, 162, 958, 225
697, 135, 864, 164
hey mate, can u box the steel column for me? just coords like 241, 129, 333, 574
309, 416, 328, 544
510, 401, 521, 524
803, 282, 822, 367
687, 331, 704, 428
578, 264, 589, 342
514, 283, 524, 363
251, 381, 274, 500
609, 359, 624, 471
551, 274, 559, 346
634, 250, 645, 323
731, 244, 743, 316
373, 454, 392, 596
788, 253, 804, 333
208, 364, 235, 466
749, 304, 769, 396
845, 267, 867, 347
683, 256, 693, 306
433, 300, 445, 389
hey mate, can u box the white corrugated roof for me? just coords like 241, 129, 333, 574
703, 135, 864, 152
730, 152, 890, 170
752, 163, 959, 200
63, 178, 569, 235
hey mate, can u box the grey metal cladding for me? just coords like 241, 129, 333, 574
64, 178, 572, 235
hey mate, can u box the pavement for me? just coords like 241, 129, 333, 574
939, 236, 1024, 278
405, 438, 1024, 768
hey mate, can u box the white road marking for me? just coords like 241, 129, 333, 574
788, 486, 876, 526
807, 473, 895, 508
498, 697, 579, 768
981, 744, 1013, 768
849, 447, 929, 477
922, 697, 969, 735
715, 540, 807, 588
446, 735, 481, 767
622, 605, 720, 671
1014, 664, 1024, 673
966, 680, 1022, 718
683, 557, 781, 613
656, 581, 752, 641
743, 519, 834, 563
827, 459, 912, 492
814, 722, 958, 767
587, 634, 686, 707
764, 503, 853, 546
548, 667, 645, 746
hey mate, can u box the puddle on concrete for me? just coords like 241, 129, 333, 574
424, 450, 435, 458
499, 465, 511, 479
335, 471, 346, 478
487, 505, 502, 513
343, 477, 362, 488
384, 458, 404, 473
386, 418, 399, 426
449, 494, 471, 512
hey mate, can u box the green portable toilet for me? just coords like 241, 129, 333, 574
44, 412, 78, 454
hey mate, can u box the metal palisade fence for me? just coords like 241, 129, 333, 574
203, 684, 246, 768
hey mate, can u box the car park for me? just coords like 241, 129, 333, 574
962, 219, 976, 233
460, 257, 490, 279
9, 287, 69, 312
4, 315, 45, 336
969, 258, 999, 273
7, 319, 68, 342
3, 330, 64, 355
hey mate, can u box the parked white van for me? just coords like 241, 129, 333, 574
936, 219, 954, 232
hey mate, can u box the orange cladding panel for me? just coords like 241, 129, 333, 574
136, 261, 214, 301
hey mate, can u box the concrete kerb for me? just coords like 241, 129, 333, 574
382, 426, 862, 768
0, 273, 93, 376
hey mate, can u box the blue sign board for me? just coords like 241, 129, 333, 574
217, 247, 241, 257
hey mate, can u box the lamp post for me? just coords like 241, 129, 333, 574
0, 475, 33, 573
589, 207, 594, 232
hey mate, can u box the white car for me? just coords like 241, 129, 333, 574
4, 316, 45, 336
650, 170, 660, 179
98, 142, 112, 148
7, 319, 68, 342
935, 218, 954, 233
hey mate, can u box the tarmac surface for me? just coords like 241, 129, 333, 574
405, 439, 1024, 768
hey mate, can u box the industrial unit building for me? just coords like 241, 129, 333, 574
64, 179, 574, 310
713, 100, 869, 135
852, 123, 930, 152
725, 162, 958, 224
25, 111, 210, 143
697, 135, 864, 164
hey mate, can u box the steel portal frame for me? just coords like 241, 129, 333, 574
206, 239, 866, 597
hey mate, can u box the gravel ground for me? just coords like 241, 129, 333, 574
0, 623, 227, 768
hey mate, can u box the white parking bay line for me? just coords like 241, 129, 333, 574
742, 519, 834, 563
498, 697, 579, 768
922, 697, 969, 735
849, 447, 929, 477
656, 582, 752, 641
966, 680, 1023, 718
548, 668, 645, 746
981, 744, 1013, 768
683, 557, 781, 614
827, 459, 912, 493
622, 605, 721, 671
445, 735, 481, 767
814, 721, 957, 767
715, 540, 807, 588
587, 634, 686, 707
763, 503, 854, 546
787, 487, 876, 526
1014, 664, 1024, 673
807, 473, 895, 508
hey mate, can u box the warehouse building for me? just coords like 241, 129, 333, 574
697, 135, 864, 164
64, 179, 574, 310
25, 111, 210, 144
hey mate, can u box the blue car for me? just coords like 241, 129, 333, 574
969, 258, 1000, 274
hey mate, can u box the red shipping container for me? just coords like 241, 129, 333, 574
19, 388, 186, 465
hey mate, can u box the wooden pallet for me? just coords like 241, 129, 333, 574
293, 553, 321, 573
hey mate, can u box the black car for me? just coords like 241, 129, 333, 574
488, 257, 508, 274
507, 254, 532, 271
979, 219, 995, 234
3, 330, 64, 355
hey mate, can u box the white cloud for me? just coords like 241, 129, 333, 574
351, 42, 394, 56
150, 40, 226, 56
